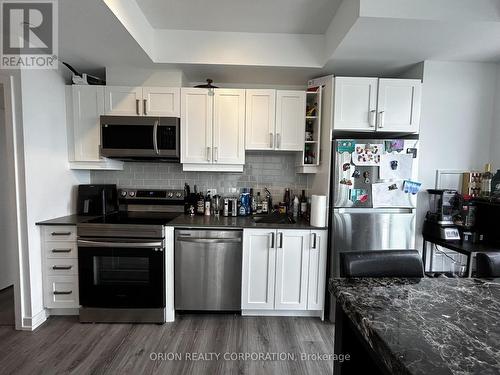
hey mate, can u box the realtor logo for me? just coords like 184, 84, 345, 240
1, 0, 58, 69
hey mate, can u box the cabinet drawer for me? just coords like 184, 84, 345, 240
43, 226, 76, 241
44, 241, 78, 259
44, 275, 79, 309
45, 258, 78, 276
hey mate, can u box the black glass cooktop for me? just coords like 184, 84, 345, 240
85, 211, 182, 225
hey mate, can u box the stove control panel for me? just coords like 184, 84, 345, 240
118, 189, 185, 202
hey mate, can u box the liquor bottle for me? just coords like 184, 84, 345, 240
284, 188, 291, 214
196, 192, 205, 215
204, 192, 211, 216
300, 190, 308, 217
250, 188, 256, 214
256, 192, 262, 214
492, 169, 500, 197
481, 163, 493, 198
293, 196, 299, 218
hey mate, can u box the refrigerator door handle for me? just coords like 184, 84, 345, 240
334, 207, 415, 214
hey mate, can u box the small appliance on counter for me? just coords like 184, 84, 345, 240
422, 189, 461, 241
77, 184, 118, 216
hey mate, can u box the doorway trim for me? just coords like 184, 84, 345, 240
0, 73, 24, 330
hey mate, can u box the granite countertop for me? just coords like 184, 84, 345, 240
36, 214, 98, 226
329, 278, 500, 375
37, 213, 326, 230
168, 214, 325, 230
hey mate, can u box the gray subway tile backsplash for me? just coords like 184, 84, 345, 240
91, 151, 311, 198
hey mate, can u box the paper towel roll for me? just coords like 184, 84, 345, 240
310, 195, 327, 227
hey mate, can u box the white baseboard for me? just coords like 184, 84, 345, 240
242, 310, 322, 317
21, 309, 48, 331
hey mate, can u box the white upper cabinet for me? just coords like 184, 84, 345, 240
181, 88, 245, 171
71, 85, 104, 162
67, 85, 123, 170
213, 89, 245, 165
104, 86, 180, 117
334, 77, 378, 131
180, 88, 213, 164
274, 230, 309, 310
245, 89, 276, 150
241, 229, 276, 310
275, 90, 306, 151
376, 79, 422, 133
143, 87, 180, 117
104, 86, 143, 116
307, 230, 327, 311
333, 77, 422, 133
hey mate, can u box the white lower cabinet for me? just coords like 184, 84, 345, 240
41, 225, 80, 311
242, 228, 327, 316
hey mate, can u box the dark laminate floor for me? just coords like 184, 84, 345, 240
0, 286, 15, 326
0, 314, 334, 375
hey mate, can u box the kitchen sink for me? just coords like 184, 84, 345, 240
252, 214, 296, 224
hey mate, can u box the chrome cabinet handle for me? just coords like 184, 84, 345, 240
53, 290, 72, 295
214, 147, 218, 162
136, 99, 140, 115
269, 232, 275, 248
207, 146, 211, 162
52, 265, 72, 270
270, 133, 274, 148
311, 233, 317, 249
153, 120, 159, 155
368, 110, 376, 127
277, 133, 281, 149
278, 232, 283, 249
143, 99, 147, 115
377, 111, 385, 128
51, 232, 71, 236
52, 248, 72, 253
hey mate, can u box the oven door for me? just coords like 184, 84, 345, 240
100, 115, 180, 160
78, 238, 165, 308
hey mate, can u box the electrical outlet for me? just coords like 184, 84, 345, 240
207, 188, 217, 196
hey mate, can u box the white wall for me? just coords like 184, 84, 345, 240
105, 66, 185, 87
19, 69, 89, 324
491, 65, 500, 168
0, 90, 14, 290
416, 61, 497, 251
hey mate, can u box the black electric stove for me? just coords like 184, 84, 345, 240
76, 188, 184, 323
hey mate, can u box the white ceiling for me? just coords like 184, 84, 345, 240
135, 0, 341, 34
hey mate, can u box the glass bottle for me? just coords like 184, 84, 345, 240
481, 163, 493, 198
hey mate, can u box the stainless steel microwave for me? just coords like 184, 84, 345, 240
100, 116, 180, 161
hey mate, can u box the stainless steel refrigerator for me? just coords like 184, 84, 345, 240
330, 138, 420, 277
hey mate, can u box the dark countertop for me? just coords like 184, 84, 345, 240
37, 213, 326, 230
329, 277, 500, 375
36, 214, 98, 226
423, 235, 500, 254
168, 214, 326, 230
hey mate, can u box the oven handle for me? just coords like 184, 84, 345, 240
77, 239, 164, 249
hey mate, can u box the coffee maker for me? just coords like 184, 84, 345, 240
422, 189, 461, 240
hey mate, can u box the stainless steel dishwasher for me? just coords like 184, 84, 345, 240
174, 229, 242, 311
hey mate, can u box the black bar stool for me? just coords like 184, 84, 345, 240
340, 250, 424, 278
476, 252, 500, 278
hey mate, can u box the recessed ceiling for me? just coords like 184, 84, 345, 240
135, 0, 341, 34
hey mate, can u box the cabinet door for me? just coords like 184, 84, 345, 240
242, 229, 276, 310
104, 86, 143, 116
376, 79, 422, 133
275, 90, 306, 151
245, 89, 276, 150
143, 87, 180, 117
180, 88, 213, 164
213, 89, 245, 165
334, 77, 378, 131
307, 230, 327, 310
71, 85, 104, 161
275, 230, 309, 310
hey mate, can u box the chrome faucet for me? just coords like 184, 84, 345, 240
264, 187, 273, 211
